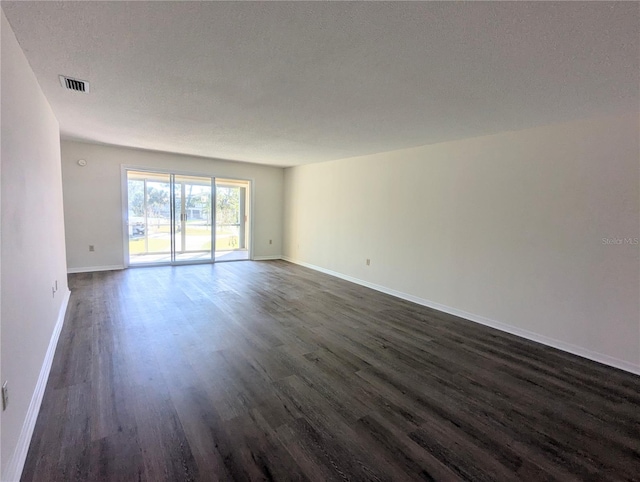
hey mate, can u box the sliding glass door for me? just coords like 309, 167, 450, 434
126, 170, 250, 266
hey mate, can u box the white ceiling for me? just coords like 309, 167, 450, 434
2, 1, 638, 167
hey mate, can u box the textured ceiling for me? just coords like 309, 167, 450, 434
2, 1, 638, 167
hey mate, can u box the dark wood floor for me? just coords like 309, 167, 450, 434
22, 260, 640, 481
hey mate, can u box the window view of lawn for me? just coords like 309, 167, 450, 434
129, 223, 241, 254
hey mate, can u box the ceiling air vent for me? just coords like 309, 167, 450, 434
59, 75, 90, 93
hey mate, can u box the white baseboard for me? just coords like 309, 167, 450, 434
3, 289, 71, 482
282, 256, 640, 376
252, 255, 282, 261
67, 264, 124, 274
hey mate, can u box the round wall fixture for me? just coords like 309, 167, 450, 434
77, 159, 87, 167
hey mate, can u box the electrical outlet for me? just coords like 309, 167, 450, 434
269, 239, 272, 245
89, 245, 95, 252
55, 280, 58, 291
2, 381, 8, 410
366, 259, 371, 266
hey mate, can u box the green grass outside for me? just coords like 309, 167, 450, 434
129, 226, 241, 254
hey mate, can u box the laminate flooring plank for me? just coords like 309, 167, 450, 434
48, 320, 92, 390
187, 350, 245, 420
90, 308, 137, 442
221, 409, 309, 481
273, 375, 384, 479
166, 384, 234, 481
21, 387, 70, 482
132, 382, 199, 482
275, 349, 372, 424
351, 412, 463, 482
87, 427, 146, 482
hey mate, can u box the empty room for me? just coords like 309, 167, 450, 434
1, 1, 639, 481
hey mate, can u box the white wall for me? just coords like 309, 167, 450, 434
284, 112, 640, 372
61, 141, 284, 271
1, 10, 70, 479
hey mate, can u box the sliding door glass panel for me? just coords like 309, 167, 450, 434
215, 179, 250, 261
127, 171, 172, 264
174, 175, 213, 262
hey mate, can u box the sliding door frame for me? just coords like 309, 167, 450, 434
120, 165, 254, 268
